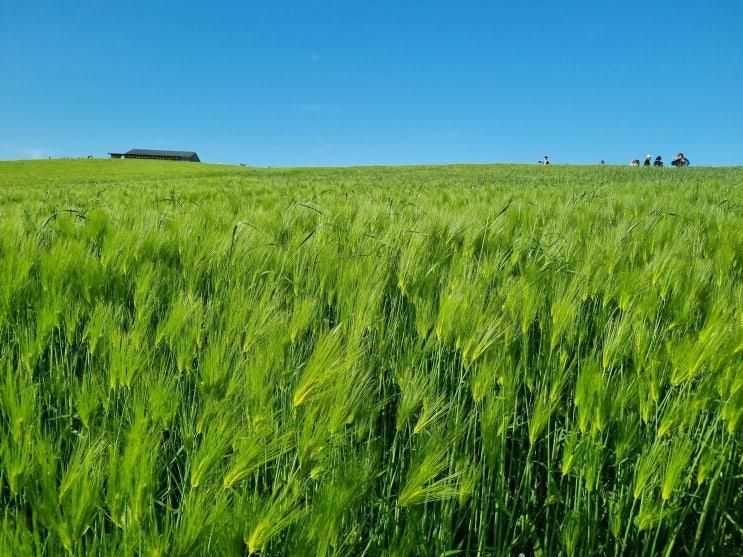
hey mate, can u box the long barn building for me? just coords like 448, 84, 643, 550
109, 149, 200, 162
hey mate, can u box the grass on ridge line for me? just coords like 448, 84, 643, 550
0, 159, 741, 555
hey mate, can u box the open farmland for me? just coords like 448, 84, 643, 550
0, 160, 742, 555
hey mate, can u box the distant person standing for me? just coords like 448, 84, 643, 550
600, 160, 606, 166
671, 153, 690, 167
653, 156, 663, 167
643, 155, 652, 166
541, 155, 550, 165
630, 159, 640, 167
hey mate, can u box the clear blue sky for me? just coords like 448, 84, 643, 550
1, 1, 741, 166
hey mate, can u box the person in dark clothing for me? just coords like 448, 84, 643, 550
671, 153, 690, 167
653, 156, 663, 167
644, 155, 652, 166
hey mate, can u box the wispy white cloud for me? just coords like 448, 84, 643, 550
19, 148, 49, 159
276, 53, 321, 64
293, 103, 335, 113
0, 146, 52, 160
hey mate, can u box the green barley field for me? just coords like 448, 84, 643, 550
0, 159, 741, 556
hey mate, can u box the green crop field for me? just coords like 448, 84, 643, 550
0, 159, 741, 556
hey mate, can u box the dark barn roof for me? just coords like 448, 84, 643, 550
109, 149, 200, 162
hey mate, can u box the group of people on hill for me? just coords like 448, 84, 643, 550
630, 155, 663, 167
630, 153, 690, 167
539, 153, 691, 166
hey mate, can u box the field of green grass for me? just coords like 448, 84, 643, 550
1, 159, 742, 555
